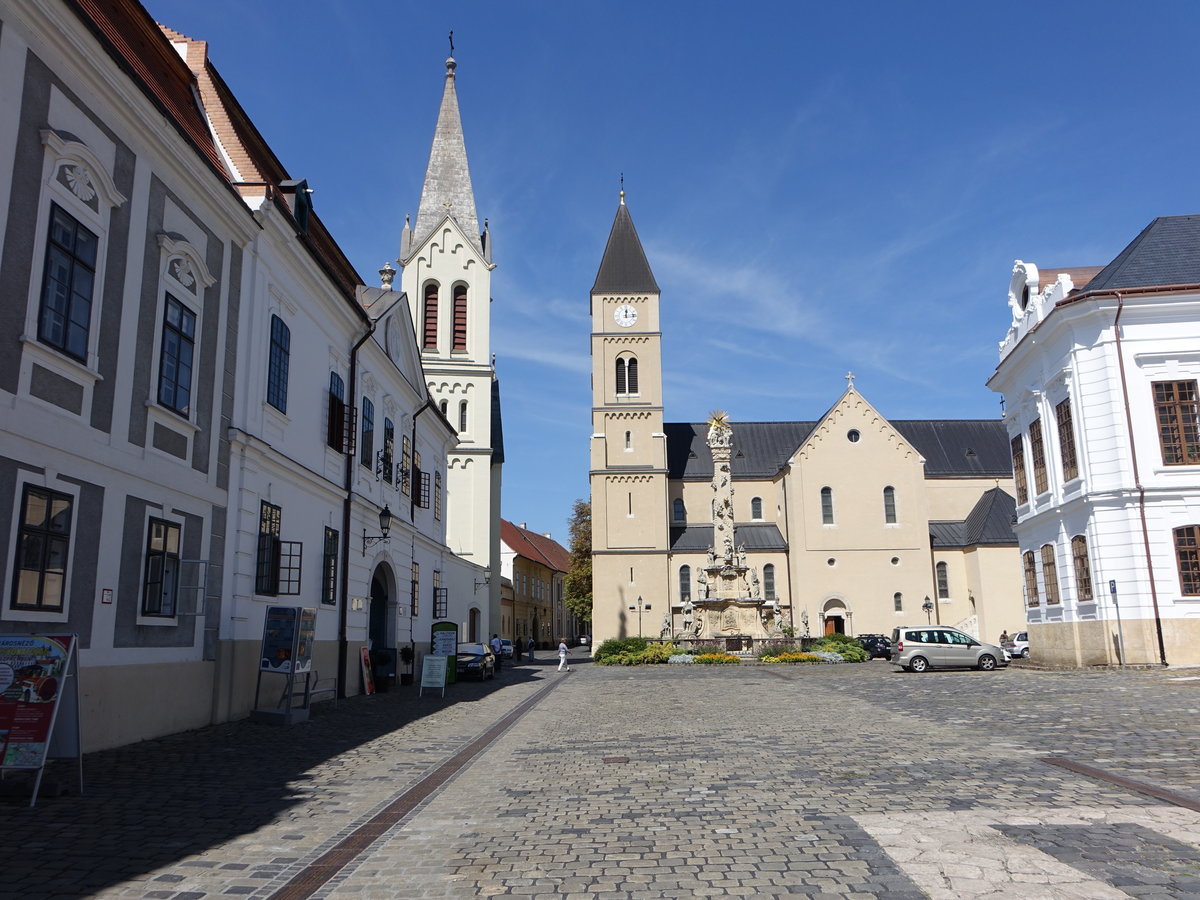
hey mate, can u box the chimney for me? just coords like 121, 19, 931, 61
519, 522, 527, 530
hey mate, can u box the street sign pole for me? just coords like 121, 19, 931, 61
1109, 580, 1126, 666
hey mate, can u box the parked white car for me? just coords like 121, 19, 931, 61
1002, 631, 1030, 659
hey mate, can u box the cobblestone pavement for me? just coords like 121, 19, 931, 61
3, 656, 1200, 899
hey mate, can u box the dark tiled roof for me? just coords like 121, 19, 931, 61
889, 421, 1013, 477
592, 201, 660, 294
1077, 215, 1200, 294
665, 419, 1011, 480
929, 521, 967, 548
964, 487, 1017, 545
669, 523, 787, 552
930, 488, 1017, 549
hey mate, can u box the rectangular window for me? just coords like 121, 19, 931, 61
679, 566, 691, 602
1029, 419, 1048, 495
1011, 435, 1028, 505
883, 487, 897, 524
39, 203, 97, 362
400, 436, 412, 495
360, 397, 374, 469
1176, 526, 1200, 596
142, 518, 180, 617
256, 501, 282, 595
1056, 399, 1078, 482
763, 565, 776, 602
11, 486, 73, 611
411, 560, 420, 617
434, 471, 443, 521
322, 527, 339, 605
327, 372, 347, 451
433, 570, 447, 618
1041, 544, 1060, 604
418, 471, 431, 509
278, 541, 302, 595
1071, 535, 1093, 602
1023, 550, 1039, 607
266, 315, 290, 412
157, 294, 196, 417
382, 419, 394, 484
1154, 380, 1200, 465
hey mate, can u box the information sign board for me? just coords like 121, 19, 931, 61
419, 654, 447, 697
260, 606, 317, 674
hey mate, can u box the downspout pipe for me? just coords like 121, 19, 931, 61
339, 291, 410, 697
1113, 291, 1168, 666
338, 323, 376, 697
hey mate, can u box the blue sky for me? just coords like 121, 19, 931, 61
146, 0, 1200, 541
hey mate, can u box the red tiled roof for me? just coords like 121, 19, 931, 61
501, 520, 570, 573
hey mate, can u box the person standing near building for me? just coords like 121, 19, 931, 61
557, 637, 570, 672
490, 634, 503, 673
527, 636, 536, 663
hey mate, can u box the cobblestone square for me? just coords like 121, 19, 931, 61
3, 659, 1199, 899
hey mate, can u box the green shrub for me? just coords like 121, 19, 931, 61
594, 637, 648, 662
640, 642, 676, 664
811, 634, 867, 662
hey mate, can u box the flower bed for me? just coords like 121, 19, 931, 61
692, 652, 740, 665
759, 651, 824, 664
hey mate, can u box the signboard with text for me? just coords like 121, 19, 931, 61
0, 634, 76, 769
260, 607, 317, 674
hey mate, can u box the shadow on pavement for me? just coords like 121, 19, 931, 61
0, 661, 552, 898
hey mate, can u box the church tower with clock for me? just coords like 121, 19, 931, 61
590, 192, 670, 643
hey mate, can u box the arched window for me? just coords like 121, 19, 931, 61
1175, 526, 1200, 595
679, 565, 691, 601
763, 564, 776, 601
1041, 543, 1060, 604
459, 400, 468, 433
422, 282, 438, 349
936, 561, 949, 598
894, 592, 903, 612
820, 487, 834, 525
1023, 551, 1039, 606
615, 355, 639, 395
672, 498, 686, 523
439, 399, 447, 416
883, 486, 897, 524
1071, 535, 1094, 601
625, 430, 632, 451
452, 284, 467, 350
751, 497, 763, 520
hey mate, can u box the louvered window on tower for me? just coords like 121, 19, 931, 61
615, 356, 638, 395
423, 283, 439, 349
452, 285, 467, 350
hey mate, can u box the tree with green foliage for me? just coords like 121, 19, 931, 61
563, 498, 592, 623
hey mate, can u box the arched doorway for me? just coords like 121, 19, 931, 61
369, 571, 388, 651
469, 607, 480, 642
822, 598, 847, 635
368, 564, 397, 691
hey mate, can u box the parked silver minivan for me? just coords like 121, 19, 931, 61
890, 626, 1008, 672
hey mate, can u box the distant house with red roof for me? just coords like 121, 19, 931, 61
500, 520, 577, 649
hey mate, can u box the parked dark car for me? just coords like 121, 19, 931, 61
455, 643, 495, 680
857, 633, 892, 660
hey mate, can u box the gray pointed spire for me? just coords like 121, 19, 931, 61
411, 55, 481, 257
592, 192, 659, 294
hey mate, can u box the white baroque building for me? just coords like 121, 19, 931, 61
988, 215, 1200, 666
0, 0, 496, 751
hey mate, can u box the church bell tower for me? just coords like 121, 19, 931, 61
589, 192, 670, 645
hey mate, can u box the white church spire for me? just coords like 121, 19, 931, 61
407, 47, 481, 260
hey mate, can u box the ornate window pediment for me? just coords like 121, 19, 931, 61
41, 130, 126, 213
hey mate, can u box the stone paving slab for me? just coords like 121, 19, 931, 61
2, 659, 1199, 898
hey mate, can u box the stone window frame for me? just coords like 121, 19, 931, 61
8, 482, 75, 619
148, 235, 215, 433
21, 131, 126, 408
1153, 380, 1200, 466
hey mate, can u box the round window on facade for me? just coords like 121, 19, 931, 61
827, 557, 836, 567
891, 556, 900, 566
847, 429, 860, 443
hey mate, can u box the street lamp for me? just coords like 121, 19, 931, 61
922, 596, 934, 624
628, 595, 651, 637
362, 505, 393, 556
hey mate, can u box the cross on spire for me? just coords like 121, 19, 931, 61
845, 371, 856, 388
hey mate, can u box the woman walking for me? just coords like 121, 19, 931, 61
557, 637, 570, 672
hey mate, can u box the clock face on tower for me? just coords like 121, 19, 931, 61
613, 304, 638, 328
